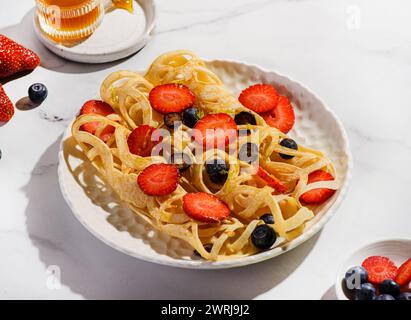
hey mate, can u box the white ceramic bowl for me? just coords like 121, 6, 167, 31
335, 238, 411, 300
58, 59, 353, 269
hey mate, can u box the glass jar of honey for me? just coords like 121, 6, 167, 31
35, 0, 133, 44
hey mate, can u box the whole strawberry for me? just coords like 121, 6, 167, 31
0, 34, 40, 78
0, 83, 14, 124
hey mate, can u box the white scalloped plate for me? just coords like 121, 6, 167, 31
58, 60, 353, 269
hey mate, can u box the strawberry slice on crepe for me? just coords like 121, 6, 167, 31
79, 100, 115, 142
261, 95, 295, 134
255, 166, 287, 193
137, 164, 179, 196
183, 192, 231, 223
149, 84, 195, 114
193, 113, 237, 148
299, 170, 336, 204
239, 84, 279, 114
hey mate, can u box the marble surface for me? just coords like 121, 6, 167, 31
0, 0, 410, 300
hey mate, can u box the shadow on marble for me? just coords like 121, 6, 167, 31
321, 285, 338, 300
0, 9, 130, 76
15, 96, 43, 111
62, 135, 194, 259
22, 136, 321, 299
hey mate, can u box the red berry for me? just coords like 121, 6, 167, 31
137, 164, 179, 196
0, 34, 40, 78
80, 99, 114, 117
395, 258, 411, 286
255, 166, 287, 193
261, 95, 295, 133
79, 100, 115, 142
193, 113, 237, 148
362, 256, 398, 284
0, 84, 14, 124
127, 125, 163, 157
239, 84, 279, 114
299, 170, 336, 205
149, 84, 195, 114
183, 192, 230, 223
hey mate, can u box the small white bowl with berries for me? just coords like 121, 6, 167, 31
336, 239, 411, 300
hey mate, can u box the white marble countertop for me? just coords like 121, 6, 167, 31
0, 0, 410, 300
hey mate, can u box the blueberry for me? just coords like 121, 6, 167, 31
375, 294, 395, 300
28, 83, 48, 104
260, 213, 274, 224
279, 138, 298, 159
206, 158, 229, 184
238, 142, 259, 164
398, 292, 411, 300
380, 279, 400, 298
344, 266, 368, 290
182, 107, 203, 128
234, 111, 256, 126
168, 152, 191, 172
251, 225, 277, 250
355, 283, 376, 300
194, 243, 212, 257
164, 112, 182, 129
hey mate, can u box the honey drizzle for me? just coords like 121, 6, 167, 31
112, 0, 133, 13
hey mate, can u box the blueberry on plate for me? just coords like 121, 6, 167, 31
234, 111, 256, 126
260, 213, 274, 225
206, 158, 229, 184
398, 292, 411, 300
168, 152, 191, 172
194, 243, 212, 257
251, 225, 277, 250
355, 283, 376, 300
344, 266, 368, 290
182, 107, 203, 128
164, 112, 182, 129
28, 83, 48, 104
379, 279, 400, 298
238, 142, 259, 164
375, 294, 395, 300
279, 138, 298, 159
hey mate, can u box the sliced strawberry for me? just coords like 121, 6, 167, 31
299, 170, 336, 205
0, 34, 40, 79
127, 125, 163, 157
137, 163, 179, 196
362, 256, 398, 284
0, 84, 14, 124
261, 95, 295, 133
79, 100, 115, 142
255, 166, 287, 193
80, 99, 114, 118
395, 258, 411, 286
183, 192, 230, 223
193, 113, 237, 148
149, 84, 195, 114
99, 126, 116, 142
238, 84, 279, 114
